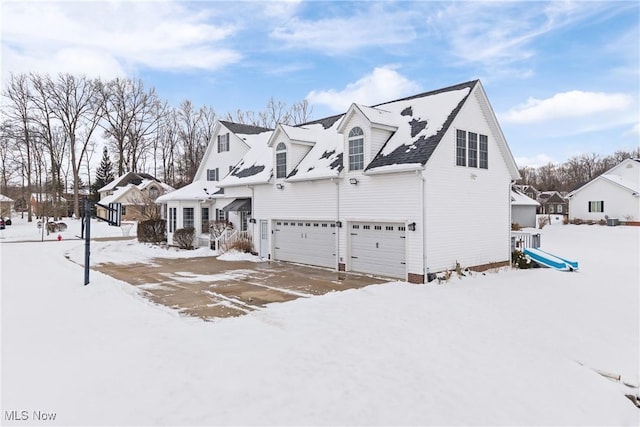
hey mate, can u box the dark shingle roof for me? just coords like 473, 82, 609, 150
219, 121, 272, 135
366, 80, 477, 170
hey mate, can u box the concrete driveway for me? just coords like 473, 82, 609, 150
95, 257, 386, 320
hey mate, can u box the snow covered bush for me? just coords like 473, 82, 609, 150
512, 250, 533, 269
173, 227, 195, 250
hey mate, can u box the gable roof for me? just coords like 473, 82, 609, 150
98, 171, 167, 193
155, 180, 219, 203
0, 194, 14, 202
219, 121, 272, 135
217, 124, 274, 187
511, 188, 540, 206
221, 79, 520, 186
568, 158, 640, 197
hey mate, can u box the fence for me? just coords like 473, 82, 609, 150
511, 231, 541, 251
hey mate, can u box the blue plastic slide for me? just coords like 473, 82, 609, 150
523, 248, 579, 271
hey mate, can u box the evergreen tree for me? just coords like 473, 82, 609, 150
92, 148, 115, 201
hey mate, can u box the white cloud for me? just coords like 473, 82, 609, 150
270, 4, 416, 54
503, 91, 634, 123
514, 154, 556, 169
306, 66, 421, 112
1, 1, 241, 80
425, 2, 627, 76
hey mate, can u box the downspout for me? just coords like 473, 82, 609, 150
417, 170, 426, 282
331, 178, 346, 271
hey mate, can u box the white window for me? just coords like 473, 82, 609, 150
201, 207, 209, 233
169, 207, 176, 232
558, 205, 563, 213
348, 127, 364, 171
456, 130, 466, 166
588, 201, 604, 213
183, 207, 194, 229
457, 129, 488, 169
217, 133, 229, 152
276, 142, 287, 178
215, 208, 227, 222
207, 168, 219, 181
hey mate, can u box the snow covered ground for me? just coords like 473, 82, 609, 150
1, 216, 638, 425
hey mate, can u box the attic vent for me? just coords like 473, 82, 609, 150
627, 164, 633, 168
401, 106, 413, 116
409, 118, 428, 138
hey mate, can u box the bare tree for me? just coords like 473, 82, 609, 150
99, 77, 164, 176
47, 73, 102, 217
4, 74, 36, 221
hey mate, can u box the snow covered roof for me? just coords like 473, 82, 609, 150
511, 188, 540, 206
0, 194, 14, 202
99, 184, 136, 205
218, 127, 274, 187
99, 172, 169, 193
286, 116, 345, 182
364, 81, 475, 171
601, 174, 639, 193
155, 180, 219, 203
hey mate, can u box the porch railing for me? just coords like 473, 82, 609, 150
210, 229, 251, 252
511, 231, 541, 251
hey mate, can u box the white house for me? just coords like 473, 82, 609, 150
155, 121, 272, 246
567, 158, 640, 225
212, 80, 520, 283
511, 187, 540, 228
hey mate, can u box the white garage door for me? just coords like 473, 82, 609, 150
350, 222, 406, 279
273, 220, 336, 268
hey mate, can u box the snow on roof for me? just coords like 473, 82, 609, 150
511, 189, 540, 206
366, 84, 473, 172
138, 179, 174, 192
286, 119, 345, 182
278, 124, 318, 144
218, 129, 274, 187
356, 104, 397, 128
99, 184, 136, 205
601, 174, 640, 193
155, 180, 219, 203
0, 194, 14, 202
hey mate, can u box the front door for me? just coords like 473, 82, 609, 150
260, 220, 268, 258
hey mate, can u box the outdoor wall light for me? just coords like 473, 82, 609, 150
249, 218, 256, 224
349, 178, 359, 185
408, 222, 416, 231
276, 183, 284, 190
336, 221, 342, 228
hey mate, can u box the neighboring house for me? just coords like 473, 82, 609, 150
98, 172, 173, 221
511, 187, 540, 228
536, 191, 568, 216
515, 184, 539, 201
0, 194, 14, 217
204, 79, 520, 283
155, 121, 273, 246
567, 158, 640, 224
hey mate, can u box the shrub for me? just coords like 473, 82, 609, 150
537, 216, 549, 229
512, 250, 533, 269
173, 227, 195, 249
228, 235, 254, 253
511, 222, 522, 231
598, 219, 606, 226
137, 219, 166, 243
570, 218, 583, 225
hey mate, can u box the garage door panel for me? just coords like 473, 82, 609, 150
350, 222, 406, 279
273, 221, 336, 268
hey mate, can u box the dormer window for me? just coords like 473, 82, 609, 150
276, 142, 287, 178
348, 127, 364, 171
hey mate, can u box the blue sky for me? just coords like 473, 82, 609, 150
2, 0, 638, 168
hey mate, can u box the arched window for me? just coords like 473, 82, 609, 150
276, 142, 287, 178
348, 127, 364, 171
